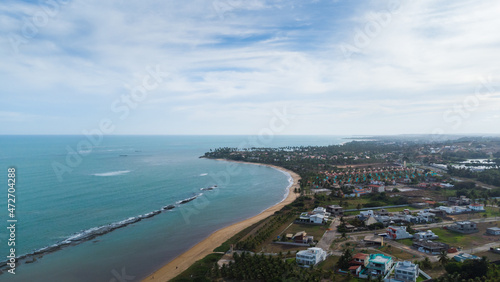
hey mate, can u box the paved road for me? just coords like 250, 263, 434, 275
318, 215, 500, 261
316, 218, 340, 251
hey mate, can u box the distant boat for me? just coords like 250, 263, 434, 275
200, 185, 217, 191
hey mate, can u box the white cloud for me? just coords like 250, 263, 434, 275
1, 0, 499, 135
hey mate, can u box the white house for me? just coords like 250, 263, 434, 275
387, 226, 413, 240
417, 212, 435, 223
414, 230, 438, 240
394, 261, 419, 282
363, 254, 393, 277
312, 207, 331, 217
436, 206, 453, 214
298, 212, 326, 224
469, 203, 485, 212
359, 210, 374, 218
487, 227, 500, 235
309, 214, 325, 224
296, 247, 327, 267
437, 205, 470, 214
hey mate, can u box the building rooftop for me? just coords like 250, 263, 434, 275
352, 253, 368, 260
488, 227, 500, 231
454, 253, 479, 261
395, 261, 418, 272
369, 254, 392, 264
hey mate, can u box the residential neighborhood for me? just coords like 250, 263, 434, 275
195, 136, 500, 281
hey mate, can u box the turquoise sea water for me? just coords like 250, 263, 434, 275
0, 135, 346, 281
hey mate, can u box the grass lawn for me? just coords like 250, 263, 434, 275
474, 250, 500, 262
416, 274, 427, 282
431, 221, 500, 249
384, 206, 415, 213
431, 227, 475, 246
398, 238, 414, 247
485, 206, 500, 218
344, 206, 414, 216
317, 255, 339, 270
286, 223, 328, 239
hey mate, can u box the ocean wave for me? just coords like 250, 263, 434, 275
92, 170, 131, 177
0, 192, 205, 272
199, 173, 208, 176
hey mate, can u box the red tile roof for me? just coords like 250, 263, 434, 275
352, 253, 368, 260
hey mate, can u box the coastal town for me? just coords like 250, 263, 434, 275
172, 136, 500, 281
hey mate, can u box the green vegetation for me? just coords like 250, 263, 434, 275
438, 257, 489, 281
431, 228, 474, 246
237, 211, 295, 251
286, 223, 328, 239
398, 238, 414, 247
336, 248, 353, 270
171, 253, 223, 282
448, 166, 500, 187
213, 252, 323, 281
182, 137, 500, 282
213, 219, 266, 252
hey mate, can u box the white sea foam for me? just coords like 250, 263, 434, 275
199, 173, 208, 176
92, 170, 131, 177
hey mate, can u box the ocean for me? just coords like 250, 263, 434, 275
0, 135, 347, 281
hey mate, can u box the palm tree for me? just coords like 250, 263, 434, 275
438, 250, 449, 266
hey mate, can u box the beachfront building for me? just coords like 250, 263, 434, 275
359, 254, 394, 278
448, 221, 478, 234
312, 207, 331, 217
414, 230, 438, 240
297, 212, 326, 224
296, 247, 327, 267
394, 261, 419, 282
387, 226, 413, 240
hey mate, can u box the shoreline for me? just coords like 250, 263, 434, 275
142, 159, 300, 281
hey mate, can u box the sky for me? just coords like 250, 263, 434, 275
1, 0, 499, 135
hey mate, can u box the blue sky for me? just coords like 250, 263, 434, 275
1, 0, 499, 135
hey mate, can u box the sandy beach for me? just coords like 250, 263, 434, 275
142, 159, 300, 281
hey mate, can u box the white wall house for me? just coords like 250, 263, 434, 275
487, 227, 500, 235
359, 210, 374, 218
469, 203, 485, 211
417, 212, 435, 222
296, 247, 327, 267
394, 261, 419, 282
298, 212, 326, 224
312, 207, 331, 217
414, 230, 438, 240
387, 226, 413, 240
